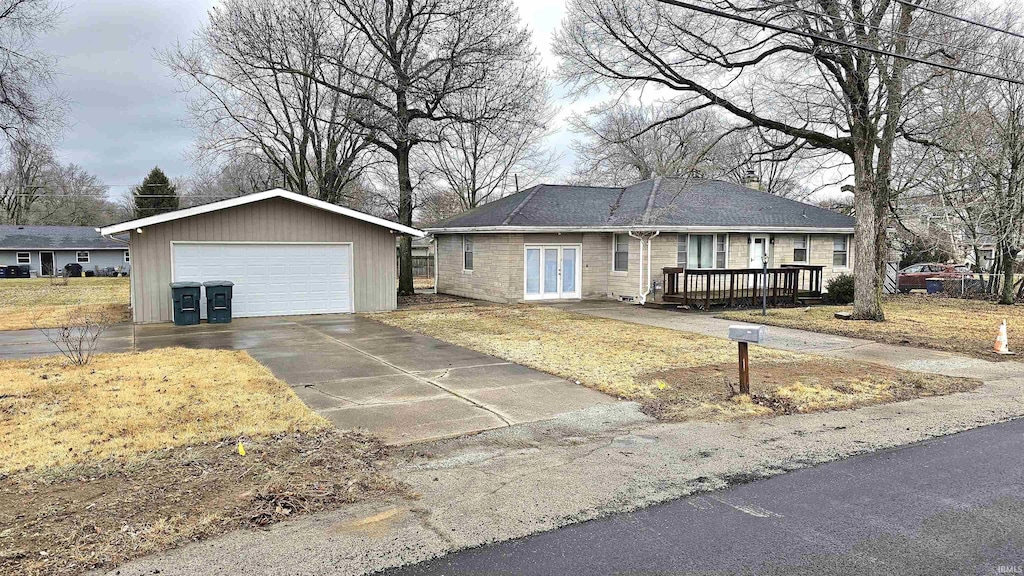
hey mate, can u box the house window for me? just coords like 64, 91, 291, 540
677, 234, 687, 268
462, 236, 473, 271
16, 252, 29, 264
793, 235, 809, 263
76, 251, 90, 263
833, 236, 848, 268
688, 234, 728, 269
613, 233, 629, 272
124, 250, 130, 263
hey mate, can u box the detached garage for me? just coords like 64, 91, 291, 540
98, 189, 424, 323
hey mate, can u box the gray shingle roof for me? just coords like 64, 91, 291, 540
0, 225, 126, 249
427, 178, 855, 230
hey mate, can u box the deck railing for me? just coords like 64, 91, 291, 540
662, 264, 824, 309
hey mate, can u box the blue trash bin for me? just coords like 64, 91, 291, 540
925, 277, 944, 294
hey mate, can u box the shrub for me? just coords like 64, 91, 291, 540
825, 273, 855, 304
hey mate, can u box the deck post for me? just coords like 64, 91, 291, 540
728, 271, 735, 307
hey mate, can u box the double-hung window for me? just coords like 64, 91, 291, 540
793, 235, 809, 263
462, 236, 474, 271
16, 252, 30, 264
76, 251, 90, 263
613, 233, 629, 272
687, 234, 728, 269
677, 234, 688, 268
833, 236, 848, 268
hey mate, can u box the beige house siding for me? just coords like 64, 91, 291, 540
435, 231, 854, 304
130, 197, 397, 323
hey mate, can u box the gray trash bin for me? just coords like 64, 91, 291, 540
203, 280, 234, 324
170, 281, 202, 325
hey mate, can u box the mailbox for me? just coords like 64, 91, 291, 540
728, 324, 767, 344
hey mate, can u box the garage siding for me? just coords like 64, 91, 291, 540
130, 197, 397, 323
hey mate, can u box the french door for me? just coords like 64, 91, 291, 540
524, 245, 581, 300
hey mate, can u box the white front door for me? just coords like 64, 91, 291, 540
749, 235, 769, 269
524, 245, 581, 300
172, 242, 353, 318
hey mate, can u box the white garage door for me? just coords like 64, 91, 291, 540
172, 243, 353, 318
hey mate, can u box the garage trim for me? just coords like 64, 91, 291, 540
98, 188, 425, 237
170, 240, 356, 317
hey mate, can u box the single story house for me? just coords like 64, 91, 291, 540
98, 189, 424, 323
0, 225, 130, 276
425, 177, 856, 304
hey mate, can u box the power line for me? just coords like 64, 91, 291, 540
894, 0, 1024, 41
654, 0, 1024, 84
781, 2, 1024, 68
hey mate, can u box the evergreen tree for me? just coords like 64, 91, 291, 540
133, 167, 179, 217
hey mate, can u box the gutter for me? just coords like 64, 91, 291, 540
425, 226, 856, 234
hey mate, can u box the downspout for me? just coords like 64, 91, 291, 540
432, 235, 438, 294
629, 230, 644, 303
98, 228, 135, 342
627, 230, 660, 305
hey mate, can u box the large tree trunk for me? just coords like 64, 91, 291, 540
396, 142, 415, 297
851, 151, 886, 320
999, 244, 1017, 305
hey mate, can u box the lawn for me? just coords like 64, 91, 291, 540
719, 296, 1024, 359
0, 277, 130, 331
373, 305, 978, 422
0, 348, 403, 576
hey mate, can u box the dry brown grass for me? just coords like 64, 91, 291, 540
0, 348, 327, 474
0, 277, 130, 331
0, 348, 403, 575
719, 295, 1024, 359
373, 304, 979, 421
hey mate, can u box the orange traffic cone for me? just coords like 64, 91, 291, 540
994, 320, 1014, 355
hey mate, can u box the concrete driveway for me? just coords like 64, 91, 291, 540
0, 315, 613, 444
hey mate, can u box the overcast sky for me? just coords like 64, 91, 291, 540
38, 0, 592, 198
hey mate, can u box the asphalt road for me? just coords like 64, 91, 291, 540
383, 418, 1024, 576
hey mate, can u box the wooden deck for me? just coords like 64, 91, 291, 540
662, 265, 824, 309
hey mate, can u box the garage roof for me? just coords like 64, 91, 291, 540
98, 189, 425, 237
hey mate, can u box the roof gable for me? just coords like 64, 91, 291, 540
98, 189, 425, 237
426, 178, 854, 232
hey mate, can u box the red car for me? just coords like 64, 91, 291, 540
898, 263, 970, 293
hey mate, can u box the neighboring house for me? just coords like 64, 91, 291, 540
99, 189, 424, 323
0, 225, 130, 277
425, 177, 855, 304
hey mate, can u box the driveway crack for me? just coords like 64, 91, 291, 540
297, 323, 515, 427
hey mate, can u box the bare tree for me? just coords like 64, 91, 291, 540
165, 0, 377, 205
29, 163, 115, 225
927, 14, 1024, 303
568, 102, 815, 197
0, 134, 52, 223
244, 0, 542, 295
0, 0, 63, 138
555, 0, 977, 320
568, 103, 730, 186
421, 86, 557, 219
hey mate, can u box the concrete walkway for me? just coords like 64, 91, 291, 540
0, 315, 614, 445
556, 300, 1024, 380
110, 303, 1024, 576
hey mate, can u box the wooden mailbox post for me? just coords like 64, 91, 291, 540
728, 325, 767, 395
